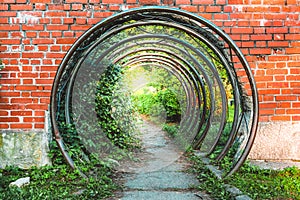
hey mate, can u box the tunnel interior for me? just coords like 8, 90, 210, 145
50, 7, 259, 177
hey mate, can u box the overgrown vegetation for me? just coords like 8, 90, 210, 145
131, 67, 184, 125
95, 64, 140, 149
189, 151, 300, 200
0, 153, 118, 200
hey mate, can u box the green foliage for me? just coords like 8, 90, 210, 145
162, 123, 179, 138
0, 160, 118, 200
131, 67, 183, 124
95, 64, 140, 149
189, 151, 300, 199
226, 163, 300, 199
132, 87, 181, 123
188, 152, 232, 199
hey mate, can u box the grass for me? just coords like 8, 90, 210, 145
0, 155, 119, 200
188, 152, 300, 200
227, 164, 300, 199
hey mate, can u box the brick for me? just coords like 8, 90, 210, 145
275, 95, 297, 101
34, 124, 45, 129
35, 79, 54, 84
40, 98, 50, 104
263, 0, 285, 5
22, 25, 44, 31
270, 115, 291, 121
255, 75, 273, 82
206, 6, 221, 13
285, 34, 300, 40
214, 13, 229, 20
52, 32, 62, 37
250, 48, 271, 55
32, 38, 54, 44
65, 0, 88, 3
0, 117, 19, 122
15, 85, 38, 91
0, 124, 9, 129
72, 4, 83, 10
260, 109, 275, 115
51, 18, 62, 24
268, 55, 289, 61
259, 102, 277, 109
10, 5, 33, 10
0, 92, 21, 97
286, 48, 300, 54
18, 72, 39, 78
267, 82, 288, 88
0, 25, 20, 31
11, 111, 32, 116
47, 25, 69, 31
258, 89, 280, 95
180, 5, 198, 12
103, 0, 126, 3
35, 3, 46, 10
0, 111, 8, 116
176, 0, 191, 4
56, 38, 77, 44
22, 53, 44, 58
0, 4, 8, 10
265, 14, 287, 20
46, 53, 65, 58
24, 117, 45, 123
192, 0, 214, 4
266, 69, 288, 75
0, 104, 20, 110
70, 25, 91, 30
266, 27, 288, 34
45, 12, 67, 17
93, 12, 114, 18
31, 0, 51, 2
254, 27, 266, 34
10, 124, 33, 129
25, 104, 48, 110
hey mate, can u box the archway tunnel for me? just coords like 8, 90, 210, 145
50, 7, 259, 177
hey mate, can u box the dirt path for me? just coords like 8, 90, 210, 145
109, 119, 211, 200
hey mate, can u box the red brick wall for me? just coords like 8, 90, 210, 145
0, 0, 299, 130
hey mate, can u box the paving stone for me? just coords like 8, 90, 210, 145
235, 195, 253, 200
121, 191, 202, 200
125, 171, 199, 190
113, 120, 211, 200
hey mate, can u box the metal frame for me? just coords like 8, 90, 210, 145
50, 6, 259, 177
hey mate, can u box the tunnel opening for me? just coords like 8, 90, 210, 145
50, 7, 259, 177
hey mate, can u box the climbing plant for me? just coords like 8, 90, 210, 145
95, 64, 140, 149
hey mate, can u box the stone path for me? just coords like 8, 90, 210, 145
109, 120, 211, 200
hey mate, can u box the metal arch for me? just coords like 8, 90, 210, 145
65, 19, 242, 160
61, 16, 238, 162
50, 6, 259, 177
66, 34, 218, 147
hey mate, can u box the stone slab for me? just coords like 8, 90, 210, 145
249, 122, 300, 161
125, 171, 199, 190
121, 191, 203, 200
0, 131, 51, 169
